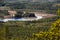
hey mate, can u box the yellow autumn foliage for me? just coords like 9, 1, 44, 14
27, 19, 60, 40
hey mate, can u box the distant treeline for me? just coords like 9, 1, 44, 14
0, 2, 58, 14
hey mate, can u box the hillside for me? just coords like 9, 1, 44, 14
0, 16, 58, 40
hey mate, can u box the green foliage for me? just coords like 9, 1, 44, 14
28, 19, 60, 40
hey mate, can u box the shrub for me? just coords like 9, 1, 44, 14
27, 19, 60, 40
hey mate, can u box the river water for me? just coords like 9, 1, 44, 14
0, 16, 43, 22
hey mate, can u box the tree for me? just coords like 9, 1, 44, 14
27, 19, 60, 40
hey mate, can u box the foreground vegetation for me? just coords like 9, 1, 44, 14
26, 19, 60, 40
0, 16, 58, 40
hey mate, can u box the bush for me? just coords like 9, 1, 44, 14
27, 19, 60, 40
